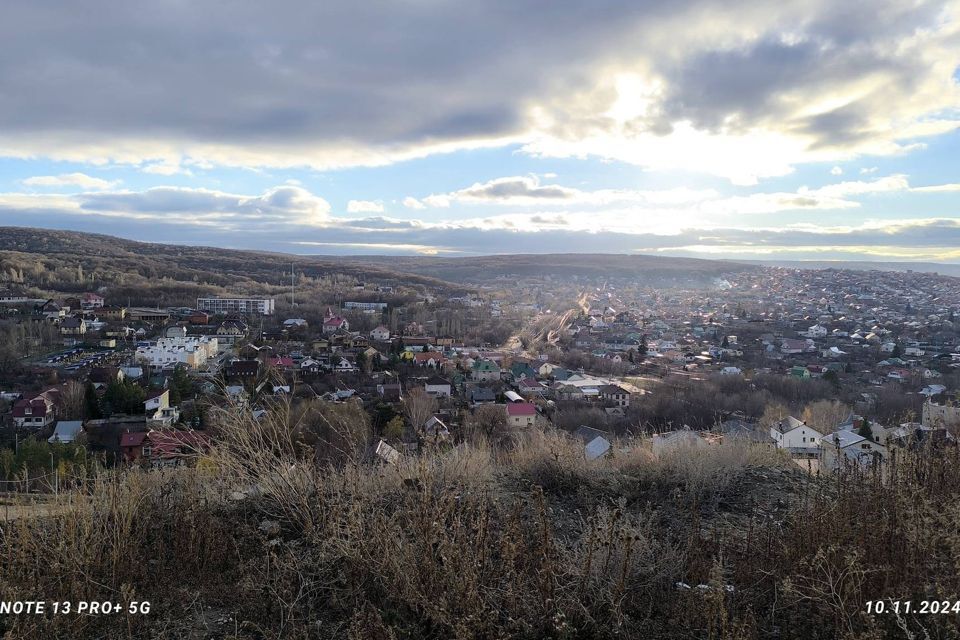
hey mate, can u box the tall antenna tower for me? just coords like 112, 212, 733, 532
291, 262, 295, 307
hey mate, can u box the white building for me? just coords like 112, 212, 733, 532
805, 324, 828, 338
197, 297, 275, 316
370, 325, 391, 341
136, 336, 219, 369
820, 430, 887, 472
344, 301, 388, 312
770, 416, 823, 458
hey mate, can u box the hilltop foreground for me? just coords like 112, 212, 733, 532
2, 406, 959, 640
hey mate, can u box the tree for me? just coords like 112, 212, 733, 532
384, 416, 405, 441
891, 344, 902, 358
60, 380, 86, 420
823, 369, 840, 389
356, 350, 368, 374
857, 418, 873, 441
721, 335, 730, 348
759, 402, 790, 428
103, 380, 146, 416
402, 388, 437, 435
84, 382, 101, 419
801, 399, 851, 433
464, 405, 511, 445
169, 365, 192, 405
637, 335, 648, 357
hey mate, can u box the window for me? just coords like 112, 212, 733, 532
142, 445, 152, 457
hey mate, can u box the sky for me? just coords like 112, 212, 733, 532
0, 0, 959, 262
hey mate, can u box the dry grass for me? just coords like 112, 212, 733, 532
1, 406, 958, 639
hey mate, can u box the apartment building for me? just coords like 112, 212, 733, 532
197, 297, 275, 316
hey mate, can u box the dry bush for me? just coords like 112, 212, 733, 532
4, 404, 960, 639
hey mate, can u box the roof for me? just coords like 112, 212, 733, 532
573, 425, 608, 443
425, 375, 450, 386
828, 429, 866, 449
778, 416, 806, 432
120, 431, 149, 447
506, 402, 537, 417
49, 421, 83, 443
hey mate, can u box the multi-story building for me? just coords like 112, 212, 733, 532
344, 301, 388, 312
197, 297, 275, 316
136, 336, 219, 369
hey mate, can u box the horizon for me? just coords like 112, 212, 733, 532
8, 225, 960, 278
0, 2, 958, 261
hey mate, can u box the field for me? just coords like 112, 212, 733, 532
2, 404, 959, 639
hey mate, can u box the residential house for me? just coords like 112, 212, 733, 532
506, 402, 537, 428
48, 420, 84, 444
122, 429, 211, 467
922, 400, 960, 431
226, 359, 260, 380
89, 366, 124, 389
770, 416, 823, 458
144, 389, 179, 427
652, 428, 709, 458
821, 430, 887, 472
424, 375, 452, 398
471, 359, 500, 382
12, 388, 61, 429
509, 361, 537, 380
60, 317, 87, 335
370, 325, 391, 342
322, 308, 350, 334
599, 384, 630, 407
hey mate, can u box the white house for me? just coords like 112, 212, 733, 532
770, 416, 823, 457
424, 376, 452, 398
370, 325, 391, 341
805, 324, 828, 338
821, 430, 887, 472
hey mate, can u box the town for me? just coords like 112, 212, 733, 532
2, 252, 959, 486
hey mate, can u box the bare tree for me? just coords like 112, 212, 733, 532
801, 399, 852, 433
759, 402, 790, 428
464, 404, 510, 445
61, 380, 87, 420
403, 387, 437, 434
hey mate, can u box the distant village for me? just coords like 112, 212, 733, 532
2, 263, 960, 487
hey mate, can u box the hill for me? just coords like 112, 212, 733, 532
742, 258, 960, 278
337, 252, 758, 284
0, 226, 468, 299
0, 228, 760, 296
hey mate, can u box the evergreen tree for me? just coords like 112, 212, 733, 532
84, 381, 101, 419
857, 419, 873, 441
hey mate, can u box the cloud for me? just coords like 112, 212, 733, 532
402, 197, 426, 210
912, 183, 960, 193
72, 185, 331, 226
830, 166, 843, 175
21, 172, 118, 190
417, 175, 718, 207
346, 199, 385, 213
0, 1, 954, 180
2, 187, 959, 261
141, 160, 191, 176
